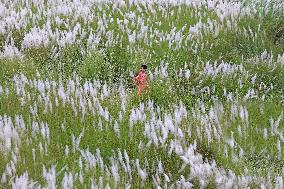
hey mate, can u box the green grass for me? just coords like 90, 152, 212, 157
1, 0, 284, 188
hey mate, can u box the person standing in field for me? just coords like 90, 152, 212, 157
132, 64, 149, 96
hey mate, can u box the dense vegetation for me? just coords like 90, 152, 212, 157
0, 0, 283, 188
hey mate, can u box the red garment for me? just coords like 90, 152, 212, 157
134, 71, 148, 96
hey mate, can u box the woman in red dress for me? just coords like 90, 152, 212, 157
133, 64, 149, 96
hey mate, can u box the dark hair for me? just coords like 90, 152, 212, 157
141, 64, 147, 70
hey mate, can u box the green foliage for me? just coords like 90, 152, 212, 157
1, 1, 284, 187
245, 149, 284, 176
0, 58, 36, 82
24, 46, 55, 76
78, 51, 105, 80
78, 46, 131, 82
246, 63, 284, 96
146, 79, 177, 109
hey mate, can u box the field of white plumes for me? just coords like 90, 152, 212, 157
0, 0, 284, 188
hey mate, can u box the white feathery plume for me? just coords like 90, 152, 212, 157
98, 176, 104, 189
79, 171, 83, 184
125, 183, 131, 189
65, 145, 69, 157
96, 149, 104, 171
39, 142, 44, 156
174, 142, 184, 156
239, 147, 244, 159
32, 148, 36, 162
104, 108, 109, 122
98, 117, 103, 130
263, 128, 268, 140
164, 114, 175, 133
138, 141, 145, 151
237, 125, 242, 137
78, 157, 83, 171
11, 172, 37, 189
227, 131, 235, 149
4, 86, 9, 96
61, 172, 73, 189
124, 150, 132, 180
185, 68, 191, 79
43, 165, 56, 189
1, 43, 23, 60
1, 172, 6, 184
160, 125, 169, 144
90, 178, 98, 189
117, 149, 127, 173
113, 120, 120, 137
135, 159, 147, 182
157, 160, 164, 174
58, 83, 66, 106
178, 68, 183, 77
31, 120, 39, 137
275, 176, 283, 189
224, 145, 228, 159
239, 105, 245, 122
105, 183, 111, 189
118, 111, 123, 122
110, 157, 120, 185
